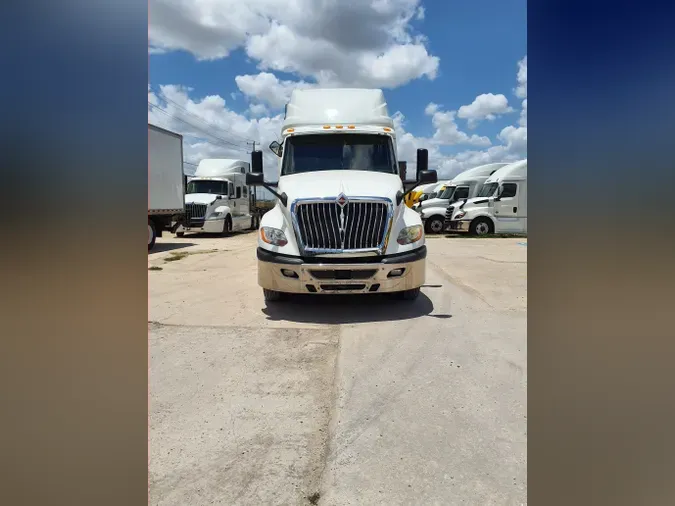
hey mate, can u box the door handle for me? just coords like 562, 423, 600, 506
513, 207, 517, 213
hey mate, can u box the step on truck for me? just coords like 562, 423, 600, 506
148, 124, 186, 250
246, 88, 437, 302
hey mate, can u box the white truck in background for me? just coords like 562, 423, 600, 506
175, 159, 254, 237
446, 159, 528, 235
148, 124, 185, 250
416, 163, 509, 234
246, 88, 437, 302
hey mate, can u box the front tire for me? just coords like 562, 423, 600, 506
148, 219, 156, 250
425, 216, 445, 234
176, 231, 185, 238
469, 217, 494, 236
263, 288, 284, 302
221, 216, 232, 237
397, 287, 421, 301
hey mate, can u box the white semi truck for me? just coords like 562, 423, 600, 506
176, 159, 255, 236
446, 159, 528, 235
416, 163, 509, 234
148, 124, 185, 250
246, 88, 437, 302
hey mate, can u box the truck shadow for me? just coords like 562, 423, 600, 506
261, 292, 435, 324
149, 242, 196, 254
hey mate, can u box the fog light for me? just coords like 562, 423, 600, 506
281, 269, 298, 278
388, 268, 405, 278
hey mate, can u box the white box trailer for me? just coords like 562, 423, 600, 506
148, 124, 185, 250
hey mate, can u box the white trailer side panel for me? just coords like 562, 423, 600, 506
149, 124, 184, 213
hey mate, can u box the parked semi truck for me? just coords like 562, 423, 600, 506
445, 159, 528, 235
148, 124, 185, 250
246, 88, 437, 302
176, 158, 257, 236
416, 163, 509, 234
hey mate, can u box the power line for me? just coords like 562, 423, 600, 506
148, 102, 250, 152
157, 92, 255, 145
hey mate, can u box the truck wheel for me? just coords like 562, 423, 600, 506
221, 216, 232, 237
425, 216, 445, 234
263, 289, 284, 302
176, 231, 185, 238
148, 219, 156, 250
469, 217, 494, 236
397, 287, 421, 300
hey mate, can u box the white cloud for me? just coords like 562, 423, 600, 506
457, 93, 515, 129
425, 105, 492, 147
149, 0, 439, 89
514, 56, 527, 127
248, 103, 270, 116
424, 102, 440, 115
498, 125, 527, 153
415, 6, 425, 20
148, 85, 283, 178
235, 72, 312, 109
515, 55, 527, 98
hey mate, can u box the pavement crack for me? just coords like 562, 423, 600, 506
316, 327, 343, 500
477, 256, 527, 264
427, 259, 495, 308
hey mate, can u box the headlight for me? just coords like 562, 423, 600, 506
397, 225, 423, 245
261, 226, 288, 246
208, 211, 222, 220
454, 211, 466, 219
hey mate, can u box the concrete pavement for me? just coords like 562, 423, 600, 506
149, 232, 527, 505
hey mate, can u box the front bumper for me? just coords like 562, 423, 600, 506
257, 246, 427, 294
176, 218, 225, 234
446, 220, 470, 232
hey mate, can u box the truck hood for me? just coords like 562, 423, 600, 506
419, 197, 447, 209
458, 196, 492, 209
184, 193, 223, 205
278, 170, 402, 204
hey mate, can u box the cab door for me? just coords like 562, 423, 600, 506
231, 177, 250, 230
493, 182, 521, 232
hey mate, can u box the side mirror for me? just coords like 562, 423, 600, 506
251, 150, 263, 174
495, 186, 503, 201
246, 172, 265, 186
417, 169, 437, 185
416, 148, 428, 178
269, 141, 282, 158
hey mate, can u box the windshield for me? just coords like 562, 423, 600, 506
187, 180, 228, 195
454, 186, 470, 200
281, 134, 397, 175
439, 185, 456, 200
477, 182, 498, 198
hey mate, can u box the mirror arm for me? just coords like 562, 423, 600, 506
261, 183, 287, 207
396, 181, 420, 205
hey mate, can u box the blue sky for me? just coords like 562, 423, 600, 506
149, 0, 527, 178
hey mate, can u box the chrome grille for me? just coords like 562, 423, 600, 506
294, 199, 390, 252
444, 205, 455, 225
186, 203, 207, 222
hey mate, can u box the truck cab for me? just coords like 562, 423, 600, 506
176, 159, 252, 236
416, 163, 510, 234
246, 88, 437, 302
446, 159, 527, 235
